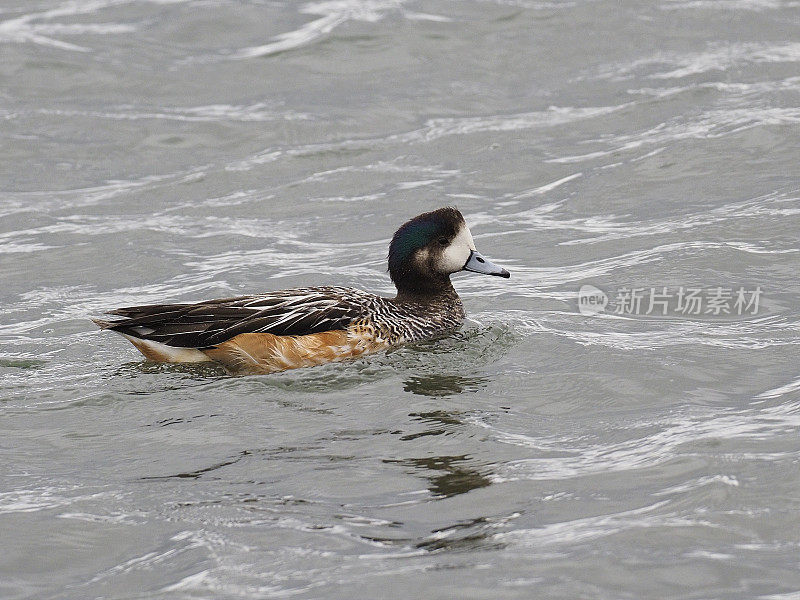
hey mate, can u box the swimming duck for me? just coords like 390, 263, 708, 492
94, 207, 510, 375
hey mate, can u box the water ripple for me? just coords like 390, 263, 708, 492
548, 108, 800, 164
479, 399, 800, 482
602, 42, 800, 81
0, 0, 186, 52
512, 312, 800, 350
229, 0, 407, 60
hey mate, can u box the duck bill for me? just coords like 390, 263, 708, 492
463, 250, 510, 278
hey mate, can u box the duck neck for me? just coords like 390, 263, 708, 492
393, 274, 459, 304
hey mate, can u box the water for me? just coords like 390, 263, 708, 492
2, 0, 800, 598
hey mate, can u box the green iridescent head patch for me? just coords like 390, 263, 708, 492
388, 207, 464, 283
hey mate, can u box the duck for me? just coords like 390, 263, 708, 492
94, 207, 510, 375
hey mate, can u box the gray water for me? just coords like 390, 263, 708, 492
2, 0, 800, 598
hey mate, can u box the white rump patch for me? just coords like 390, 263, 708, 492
120, 334, 212, 363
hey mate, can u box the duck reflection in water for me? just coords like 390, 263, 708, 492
385, 450, 503, 552
386, 454, 492, 498
389, 404, 493, 498
402, 373, 489, 397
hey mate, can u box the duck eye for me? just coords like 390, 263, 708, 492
437, 237, 449, 245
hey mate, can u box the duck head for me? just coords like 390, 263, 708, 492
388, 207, 510, 298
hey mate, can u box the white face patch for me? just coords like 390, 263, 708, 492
437, 224, 476, 274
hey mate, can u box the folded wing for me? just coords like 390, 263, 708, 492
94, 287, 367, 348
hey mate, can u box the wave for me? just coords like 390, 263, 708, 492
229, 0, 407, 60
495, 188, 800, 247
660, 0, 800, 10
0, 0, 189, 51
34, 103, 313, 123
601, 42, 800, 81
548, 107, 800, 164
476, 395, 800, 483
225, 104, 629, 172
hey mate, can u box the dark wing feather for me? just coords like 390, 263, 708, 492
97, 287, 368, 348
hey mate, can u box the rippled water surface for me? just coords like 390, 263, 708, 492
2, 1, 800, 598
